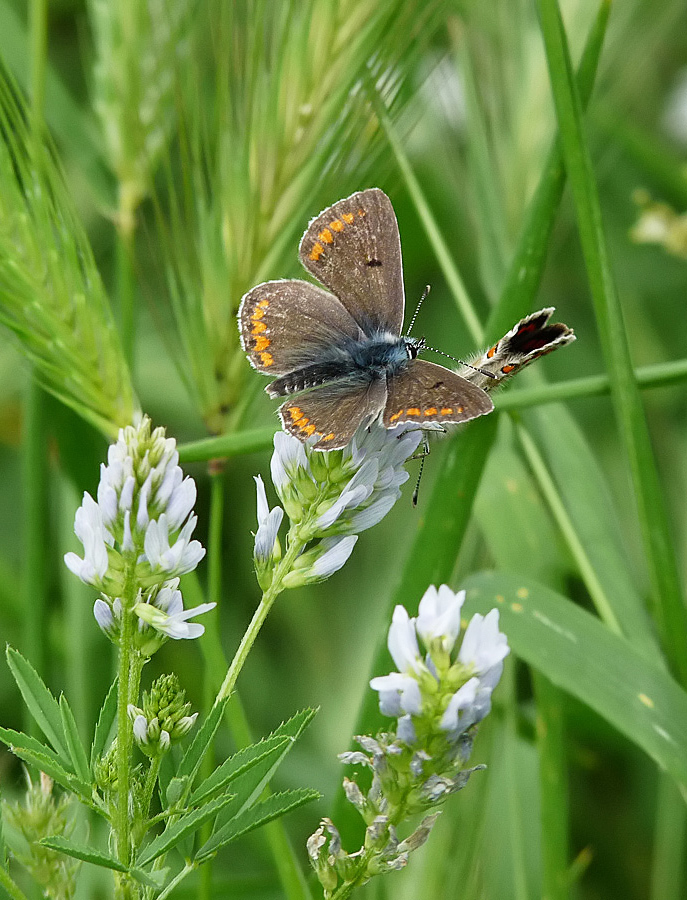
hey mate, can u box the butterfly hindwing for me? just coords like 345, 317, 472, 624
238, 279, 363, 375
279, 378, 387, 450
383, 360, 493, 427
299, 188, 405, 335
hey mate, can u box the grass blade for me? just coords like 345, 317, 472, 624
535, 0, 687, 684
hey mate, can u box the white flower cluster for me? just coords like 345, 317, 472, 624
371, 585, 509, 743
308, 585, 509, 897
64, 416, 213, 646
253, 422, 422, 589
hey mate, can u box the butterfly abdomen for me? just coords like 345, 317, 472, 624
267, 334, 410, 398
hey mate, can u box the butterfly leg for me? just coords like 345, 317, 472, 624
411, 433, 432, 507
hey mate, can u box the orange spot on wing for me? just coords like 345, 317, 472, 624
389, 411, 403, 422
342, 212, 354, 224
440, 407, 453, 415
251, 321, 267, 334
322, 433, 335, 441
357, 208, 366, 217
319, 228, 333, 244
406, 408, 421, 416
288, 407, 303, 421
456, 406, 464, 413
253, 335, 270, 352
486, 345, 496, 359
424, 407, 437, 416
501, 364, 516, 374
251, 307, 265, 319
259, 352, 274, 366
309, 242, 325, 261
302, 424, 316, 437
257, 299, 269, 308
330, 219, 344, 232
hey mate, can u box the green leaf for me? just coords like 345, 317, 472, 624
5, 648, 68, 761
39, 836, 127, 872
524, 406, 662, 662
0, 727, 66, 772
136, 793, 235, 867
196, 790, 320, 863
90, 679, 118, 769
462, 571, 687, 789
59, 696, 91, 784
214, 709, 318, 828
8, 746, 90, 801
174, 696, 229, 792
189, 735, 290, 807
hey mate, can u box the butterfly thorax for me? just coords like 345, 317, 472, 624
267, 331, 416, 398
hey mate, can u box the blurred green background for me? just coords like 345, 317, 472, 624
0, 0, 686, 897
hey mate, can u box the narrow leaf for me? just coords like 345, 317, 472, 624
174, 696, 229, 788
462, 571, 687, 790
90, 679, 118, 769
136, 793, 235, 867
189, 735, 290, 807
5, 648, 68, 760
39, 836, 127, 872
214, 709, 318, 827
59, 696, 90, 783
8, 747, 90, 801
0, 727, 66, 771
196, 790, 319, 862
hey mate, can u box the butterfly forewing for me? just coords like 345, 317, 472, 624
383, 360, 493, 427
279, 379, 387, 450
299, 188, 405, 335
238, 279, 363, 375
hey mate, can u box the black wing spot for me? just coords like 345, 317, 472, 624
432, 380, 444, 389
366, 257, 383, 267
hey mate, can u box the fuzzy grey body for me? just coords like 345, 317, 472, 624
267, 331, 415, 398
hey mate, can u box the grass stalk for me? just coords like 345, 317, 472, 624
536, 0, 687, 686
532, 672, 569, 900
651, 773, 687, 900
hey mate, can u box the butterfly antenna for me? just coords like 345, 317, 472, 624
405, 285, 431, 337
423, 345, 498, 380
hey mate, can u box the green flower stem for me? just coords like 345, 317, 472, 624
115, 568, 145, 876
137, 756, 162, 844
155, 862, 197, 900
215, 532, 307, 705
0, 867, 30, 900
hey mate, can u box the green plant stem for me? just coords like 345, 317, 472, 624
215, 534, 306, 706
116, 203, 136, 372
651, 773, 687, 900
371, 91, 484, 345
536, 0, 687, 686
516, 423, 622, 634
533, 672, 569, 900
156, 862, 197, 900
199, 472, 225, 900
497, 357, 687, 411
21, 380, 47, 697
140, 757, 162, 831
115, 569, 145, 879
